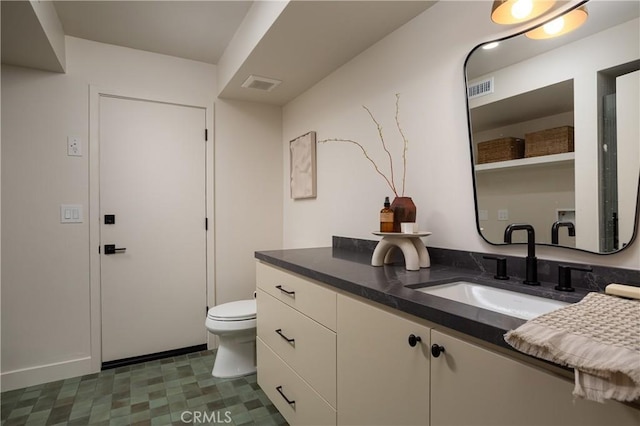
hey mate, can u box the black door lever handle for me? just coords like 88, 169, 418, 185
104, 244, 127, 255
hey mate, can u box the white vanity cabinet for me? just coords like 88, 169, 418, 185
336, 294, 431, 426
430, 329, 640, 426
256, 262, 337, 426
256, 261, 639, 426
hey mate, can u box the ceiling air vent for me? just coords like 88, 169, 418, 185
467, 77, 494, 99
241, 75, 282, 92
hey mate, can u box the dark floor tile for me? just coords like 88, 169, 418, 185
148, 376, 164, 386
206, 398, 226, 412
45, 403, 73, 425
148, 389, 166, 400
111, 398, 131, 409
53, 396, 75, 408
223, 395, 240, 406
132, 401, 150, 414
244, 398, 263, 411
3, 415, 30, 426
14, 397, 38, 409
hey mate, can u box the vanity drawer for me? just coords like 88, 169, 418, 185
256, 262, 336, 331
257, 289, 337, 407
258, 338, 336, 426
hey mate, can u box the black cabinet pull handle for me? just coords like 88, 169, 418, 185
276, 386, 295, 406
408, 334, 422, 347
431, 344, 445, 357
275, 329, 295, 344
275, 285, 295, 296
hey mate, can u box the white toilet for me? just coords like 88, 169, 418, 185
205, 299, 257, 378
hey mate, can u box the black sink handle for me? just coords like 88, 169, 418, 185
483, 256, 509, 280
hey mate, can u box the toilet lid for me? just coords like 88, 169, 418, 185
207, 299, 256, 321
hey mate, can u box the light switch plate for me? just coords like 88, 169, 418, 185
67, 136, 82, 157
498, 209, 509, 221
61, 204, 83, 223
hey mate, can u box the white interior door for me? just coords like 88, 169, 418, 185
616, 70, 640, 248
99, 95, 207, 363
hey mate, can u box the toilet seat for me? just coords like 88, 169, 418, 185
207, 299, 256, 321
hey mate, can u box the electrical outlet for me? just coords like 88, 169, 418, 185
67, 136, 82, 157
498, 209, 509, 221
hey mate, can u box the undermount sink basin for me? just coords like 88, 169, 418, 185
415, 281, 570, 320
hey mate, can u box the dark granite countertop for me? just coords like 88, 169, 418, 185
255, 246, 588, 351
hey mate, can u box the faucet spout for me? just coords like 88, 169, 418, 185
551, 221, 575, 245
504, 223, 539, 285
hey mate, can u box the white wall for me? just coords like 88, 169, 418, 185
282, 1, 640, 269
1, 36, 283, 391
214, 99, 283, 305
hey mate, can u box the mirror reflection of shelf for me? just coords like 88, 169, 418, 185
475, 152, 575, 172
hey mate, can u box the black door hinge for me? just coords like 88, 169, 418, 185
205, 129, 208, 141
205, 217, 208, 230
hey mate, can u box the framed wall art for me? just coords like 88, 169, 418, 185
289, 131, 317, 199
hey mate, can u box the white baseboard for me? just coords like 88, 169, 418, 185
1, 356, 96, 392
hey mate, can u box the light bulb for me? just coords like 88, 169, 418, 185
511, 0, 533, 20
543, 16, 565, 35
482, 42, 500, 50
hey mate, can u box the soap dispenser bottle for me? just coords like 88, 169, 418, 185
380, 197, 394, 232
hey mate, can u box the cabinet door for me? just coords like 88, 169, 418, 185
337, 295, 431, 426
430, 330, 640, 426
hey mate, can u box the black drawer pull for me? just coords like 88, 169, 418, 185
275, 328, 295, 344
275, 285, 295, 296
276, 386, 295, 406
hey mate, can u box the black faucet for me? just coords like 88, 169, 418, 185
504, 223, 540, 285
551, 221, 575, 245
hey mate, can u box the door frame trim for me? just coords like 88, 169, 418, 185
88, 86, 214, 372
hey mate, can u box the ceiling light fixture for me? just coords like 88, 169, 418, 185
525, 6, 588, 39
491, 0, 556, 25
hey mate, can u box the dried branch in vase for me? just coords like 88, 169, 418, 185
318, 94, 409, 198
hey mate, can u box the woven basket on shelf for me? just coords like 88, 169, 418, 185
476, 137, 525, 164
525, 126, 574, 158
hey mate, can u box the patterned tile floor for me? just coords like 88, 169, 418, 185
1, 350, 288, 426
